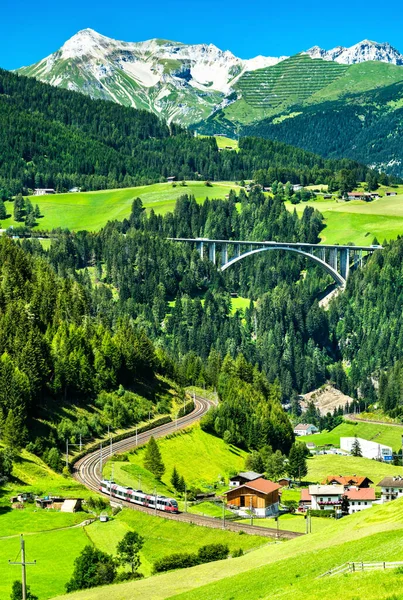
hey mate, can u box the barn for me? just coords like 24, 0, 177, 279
224, 478, 280, 517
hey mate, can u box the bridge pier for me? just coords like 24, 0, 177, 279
221, 244, 228, 268
339, 247, 350, 281
196, 240, 204, 259
208, 242, 216, 265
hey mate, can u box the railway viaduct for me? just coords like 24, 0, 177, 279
169, 238, 383, 287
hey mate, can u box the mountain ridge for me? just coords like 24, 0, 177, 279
16, 29, 403, 127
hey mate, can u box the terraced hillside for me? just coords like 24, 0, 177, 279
237, 54, 347, 110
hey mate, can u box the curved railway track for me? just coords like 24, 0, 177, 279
74, 394, 302, 540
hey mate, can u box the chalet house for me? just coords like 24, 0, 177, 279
224, 477, 280, 517
386, 191, 397, 196
300, 484, 375, 514
322, 475, 373, 489
166, 176, 176, 183
278, 477, 292, 488
294, 423, 318, 436
347, 192, 379, 201
34, 188, 55, 196
378, 476, 403, 503
229, 472, 263, 488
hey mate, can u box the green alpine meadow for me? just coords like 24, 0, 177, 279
2, 11, 403, 600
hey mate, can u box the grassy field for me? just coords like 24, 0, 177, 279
52, 493, 403, 600
303, 453, 403, 486
237, 513, 334, 535
286, 190, 403, 245
86, 508, 267, 578
0, 181, 241, 232
103, 425, 247, 495
0, 447, 90, 507
298, 420, 403, 450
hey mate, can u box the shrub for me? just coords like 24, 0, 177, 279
153, 552, 199, 573
232, 548, 244, 558
197, 544, 229, 563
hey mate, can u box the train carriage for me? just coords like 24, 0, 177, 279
99, 480, 179, 513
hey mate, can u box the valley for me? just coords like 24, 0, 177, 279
3, 17, 403, 600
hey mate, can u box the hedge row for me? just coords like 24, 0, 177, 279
153, 544, 229, 573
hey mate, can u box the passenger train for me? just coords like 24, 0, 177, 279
100, 479, 179, 513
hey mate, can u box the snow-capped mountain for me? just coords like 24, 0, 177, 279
305, 40, 403, 65
17, 28, 285, 125
17, 30, 403, 126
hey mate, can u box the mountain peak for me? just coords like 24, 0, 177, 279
305, 39, 403, 65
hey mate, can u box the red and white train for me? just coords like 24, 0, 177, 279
100, 479, 179, 513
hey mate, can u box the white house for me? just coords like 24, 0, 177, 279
294, 423, 319, 436
302, 485, 375, 514
292, 184, 303, 192
34, 188, 55, 196
308, 485, 344, 511
340, 437, 393, 461
378, 476, 403, 503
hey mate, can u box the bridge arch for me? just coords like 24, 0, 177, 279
221, 246, 346, 287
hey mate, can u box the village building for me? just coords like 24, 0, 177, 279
378, 476, 403, 503
278, 477, 292, 488
386, 191, 397, 196
166, 176, 176, 183
292, 184, 303, 192
69, 187, 81, 193
294, 423, 319, 436
322, 475, 373, 489
224, 477, 280, 517
34, 188, 55, 196
300, 484, 376, 514
229, 471, 263, 488
340, 437, 393, 461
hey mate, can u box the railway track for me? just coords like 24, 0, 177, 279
74, 394, 302, 540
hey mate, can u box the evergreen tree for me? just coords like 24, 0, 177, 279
177, 474, 186, 493
2, 410, 25, 451
13, 194, 24, 222
143, 436, 165, 480
351, 437, 362, 457
170, 466, 180, 490
116, 531, 144, 575
0, 198, 6, 220
287, 443, 308, 482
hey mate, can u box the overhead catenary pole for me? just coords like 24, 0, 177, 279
154, 487, 157, 515
9, 535, 36, 600
100, 442, 103, 479
65, 440, 69, 469
185, 485, 188, 513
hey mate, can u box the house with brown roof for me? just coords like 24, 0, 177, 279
224, 477, 280, 517
229, 472, 263, 488
322, 475, 373, 489
378, 476, 403, 503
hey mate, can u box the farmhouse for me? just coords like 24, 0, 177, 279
386, 191, 397, 196
301, 485, 375, 514
34, 188, 55, 196
378, 476, 403, 503
166, 176, 176, 183
229, 471, 263, 488
322, 475, 373, 489
278, 477, 292, 488
340, 437, 393, 461
224, 477, 280, 517
294, 423, 319, 436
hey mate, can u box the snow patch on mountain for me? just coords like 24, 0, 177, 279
305, 39, 403, 65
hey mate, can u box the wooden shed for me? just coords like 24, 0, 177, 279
224, 478, 280, 517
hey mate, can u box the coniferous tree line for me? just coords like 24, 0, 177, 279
0, 68, 382, 197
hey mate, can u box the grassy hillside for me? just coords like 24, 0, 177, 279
0, 181, 241, 231
103, 425, 247, 494
298, 419, 403, 450
304, 454, 403, 485
51, 495, 403, 600
286, 189, 403, 244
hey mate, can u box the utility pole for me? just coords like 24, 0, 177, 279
154, 487, 157, 515
184, 485, 188, 513
9, 535, 36, 600
136, 425, 138, 447
222, 498, 226, 529
276, 516, 279, 540
65, 440, 69, 469
249, 496, 253, 526
79, 433, 82, 452
110, 435, 113, 458
100, 442, 103, 479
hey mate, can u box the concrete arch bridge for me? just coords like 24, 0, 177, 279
168, 238, 383, 287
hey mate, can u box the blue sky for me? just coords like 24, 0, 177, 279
2, 0, 403, 70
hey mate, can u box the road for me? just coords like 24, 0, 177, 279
347, 414, 403, 428
73, 394, 302, 540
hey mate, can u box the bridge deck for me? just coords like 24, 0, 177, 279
168, 238, 382, 252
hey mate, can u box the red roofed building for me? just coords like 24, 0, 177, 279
322, 476, 373, 489
224, 477, 280, 517
299, 485, 376, 515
